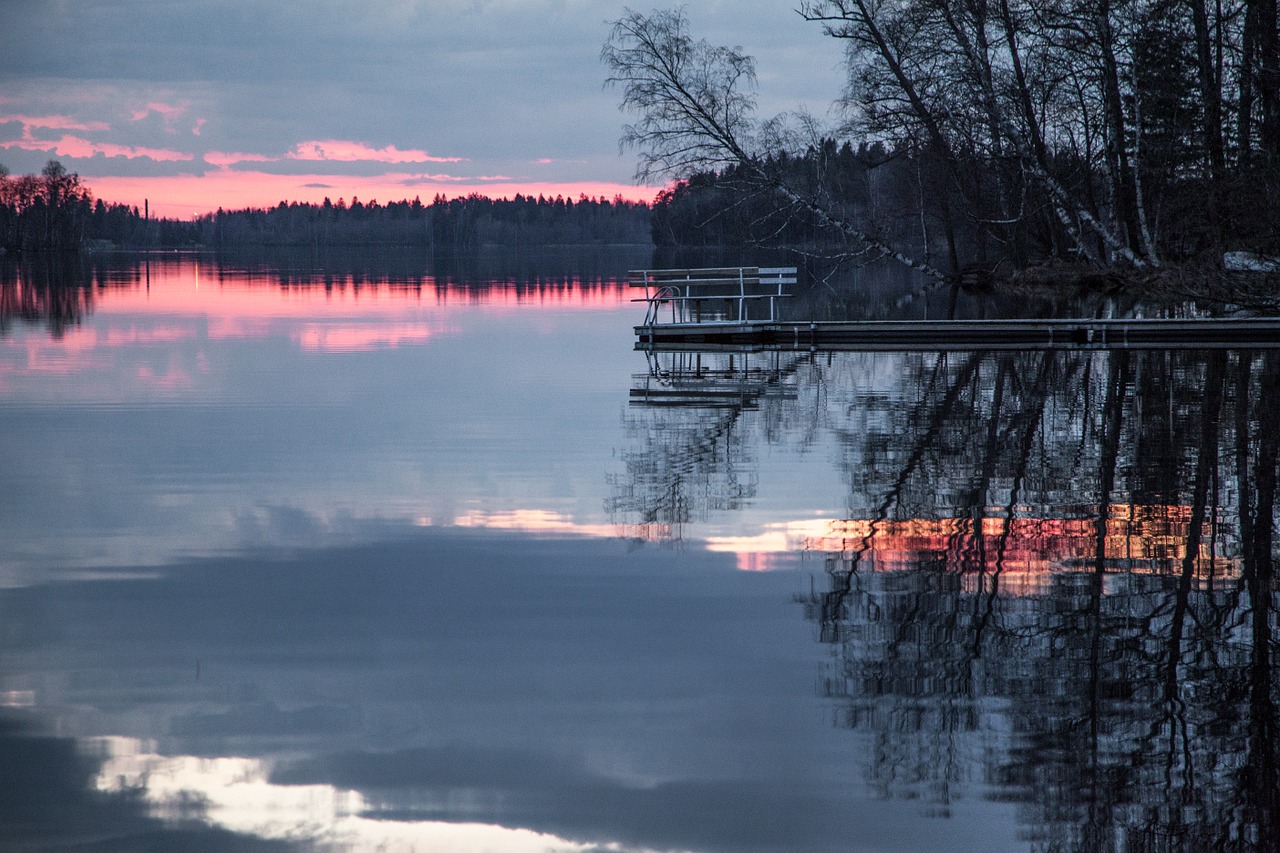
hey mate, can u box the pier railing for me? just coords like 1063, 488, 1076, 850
630, 266, 798, 326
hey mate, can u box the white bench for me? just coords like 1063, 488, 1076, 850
630, 266, 797, 325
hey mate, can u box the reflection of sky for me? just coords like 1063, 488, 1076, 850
0, 259, 862, 584
0, 258, 1054, 850
2, 528, 1025, 853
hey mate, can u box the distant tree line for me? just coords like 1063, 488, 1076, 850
201, 192, 651, 248
0, 161, 97, 251
1, 161, 653, 252
0, 161, 184, 250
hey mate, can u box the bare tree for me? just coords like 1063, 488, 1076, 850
606, 3, 1280, 278
603, 7, 951, 279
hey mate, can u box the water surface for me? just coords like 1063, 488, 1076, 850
1, 252, 1275, 852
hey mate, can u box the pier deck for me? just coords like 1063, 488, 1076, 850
635, 318, 1280, 352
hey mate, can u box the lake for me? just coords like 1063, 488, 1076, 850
1, 250, 1276, 852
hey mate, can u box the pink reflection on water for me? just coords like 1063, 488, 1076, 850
294, 323, 435, 352
135, 360, 194, 390
104, 326, 194, 346
13, 328, 111, 375
0, 257, 632, 395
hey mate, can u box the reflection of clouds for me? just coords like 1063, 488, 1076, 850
294, 322, 435, 352
96, 739, 620, 853
11, 336, 111, 375
447, 507, 618, 539
3, 324, 196, 380
705, 519, 834, 572
104, 325, 194, 345
206, 316, 274, 339
135, 359, 194, 390
2, 529, 1024, 853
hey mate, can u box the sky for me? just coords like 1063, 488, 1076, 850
0, 0, 847, 218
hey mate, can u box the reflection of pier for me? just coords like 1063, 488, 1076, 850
629, 351, 799, 409
610, 350, 812, 543
636, 317, 1280, 352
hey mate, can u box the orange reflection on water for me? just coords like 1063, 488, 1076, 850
803, 504, 1234, 595
446, 508, 618, 539
693, 505, 1234, 590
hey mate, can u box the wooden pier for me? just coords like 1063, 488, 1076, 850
635, 317, 1280, 352
629, 266, 1280, 352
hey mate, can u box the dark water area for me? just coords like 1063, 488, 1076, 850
0, 251, 1276, 852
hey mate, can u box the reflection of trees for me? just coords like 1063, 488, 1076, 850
0, 254, 103, 337
208, 244, 654, 296
608, 351, 785, 542
612, 343, 1280, 848
1, 248, 657, 339
608, 350, 835, 542
808, 349, 1280, 851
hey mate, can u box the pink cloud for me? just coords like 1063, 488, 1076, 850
0, 133, 192, 162
535, 158, 555, 164
287, 139, 464, 164
193, 118, 207, 136
131, 101, 189, 123
204, 150, 280, 168
398, 173, 470, 184
0, 114, 111, 132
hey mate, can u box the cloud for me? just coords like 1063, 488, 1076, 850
394, 173, 471, 185
203, 150, 279, 168
0, 114, 111, 133
130, 100, 190, 125
0, 132, 193, 162
286, 139, 464, 165
128, 99, 193, 131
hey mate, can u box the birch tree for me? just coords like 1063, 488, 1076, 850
604, 7, 951, 279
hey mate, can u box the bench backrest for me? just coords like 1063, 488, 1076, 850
630, 266, 798, 325
629, 267, 797, 288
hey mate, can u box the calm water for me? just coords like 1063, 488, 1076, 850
1, 252, 1276, 852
